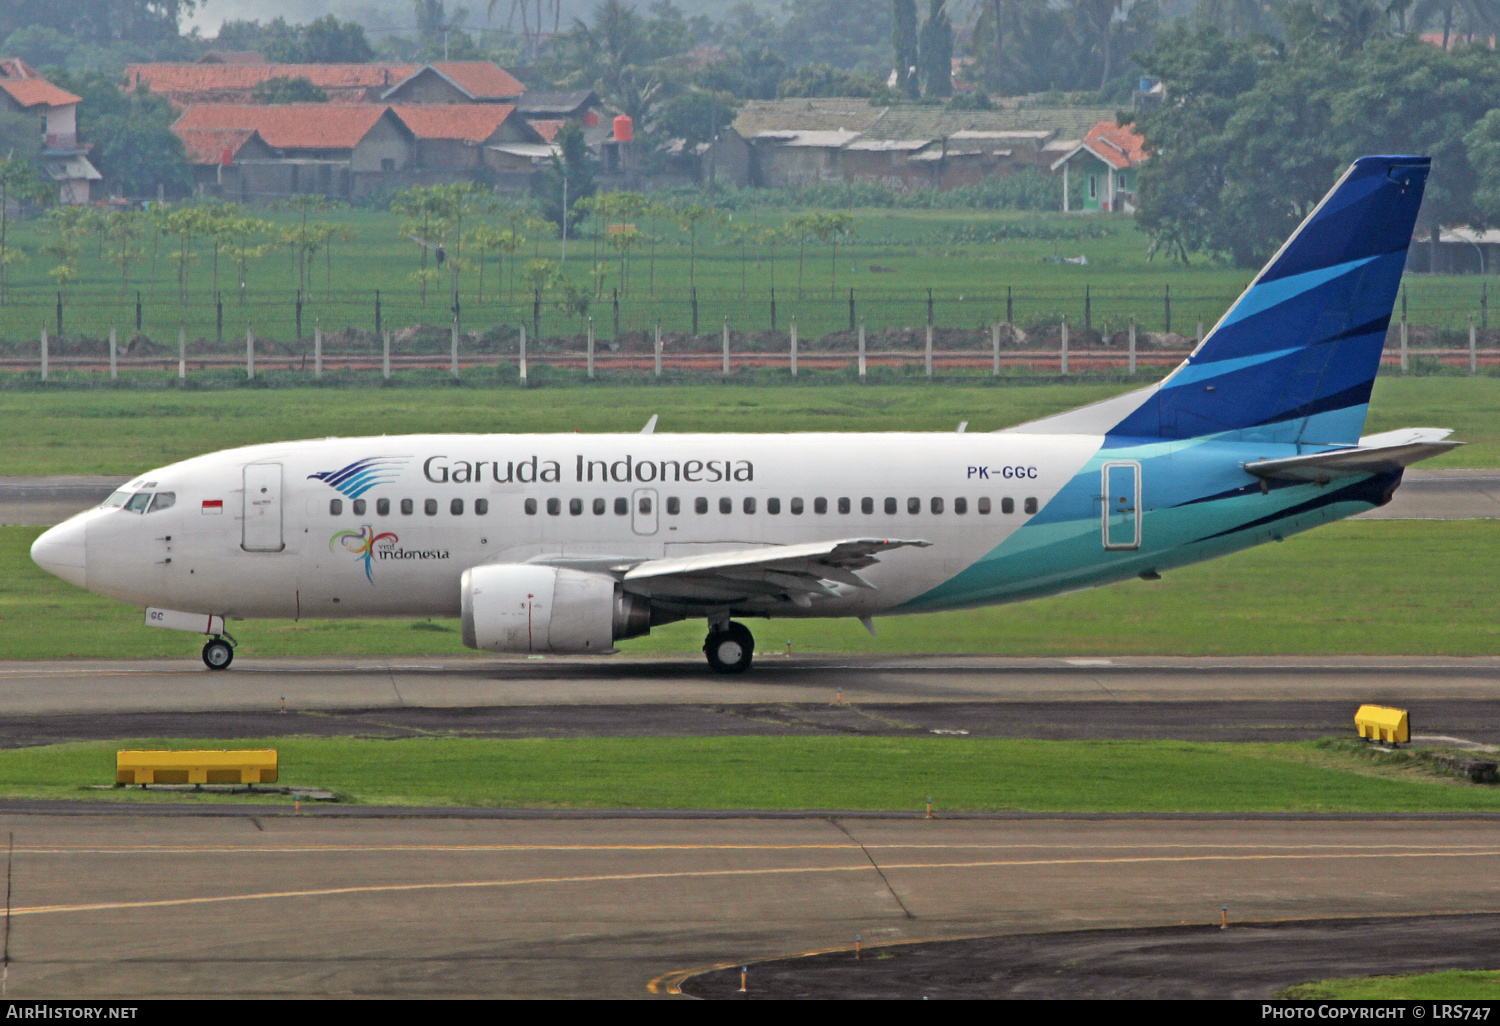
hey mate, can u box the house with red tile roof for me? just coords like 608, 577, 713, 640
389, 103, 543, 171
125, 61, 524, 107
172, 104, 415, 201
1047, 120, 1148, 213
0, 58, 100, 204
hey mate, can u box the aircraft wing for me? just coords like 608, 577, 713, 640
614, 538, 930, 608
1243, 428, 1462, 483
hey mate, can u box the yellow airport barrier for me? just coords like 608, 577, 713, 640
1354, 705, 1409, 745
116, 750, 278, 785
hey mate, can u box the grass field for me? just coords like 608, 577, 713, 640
9, 736, 1500, 812
0, 377, 1493, 475
4, 520, 1496, 659
1280, 970, 1500, 999
0, 205, 1493, 344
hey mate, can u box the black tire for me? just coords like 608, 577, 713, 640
202, 638, 234, 670
704, 622, 754, 674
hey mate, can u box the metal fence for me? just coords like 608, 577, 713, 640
1, 284, 1496, 380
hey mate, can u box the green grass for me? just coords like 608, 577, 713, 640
0, 377, 1493, 475
1280, 970, 1500, 999
4, 520, 1497, 659
13, 736, 1500, 811
0, 205, 1491, 346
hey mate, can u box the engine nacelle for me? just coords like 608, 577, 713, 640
460, 564, 650, 654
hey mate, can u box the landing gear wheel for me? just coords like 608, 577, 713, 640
202, 637, 234, 671
704, 621, 754, 674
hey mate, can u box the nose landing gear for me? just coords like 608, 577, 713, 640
703, 621, 754, 674
202, 635, 235, 670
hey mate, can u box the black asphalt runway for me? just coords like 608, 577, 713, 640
685, 913, 1500, 999
3, 698, 1497, 748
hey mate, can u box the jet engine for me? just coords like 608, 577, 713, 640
460, 564, 651, 654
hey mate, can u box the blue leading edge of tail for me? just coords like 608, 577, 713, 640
1110, 155, 1430, 446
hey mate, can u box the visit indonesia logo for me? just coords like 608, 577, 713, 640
331, 525, 398, 583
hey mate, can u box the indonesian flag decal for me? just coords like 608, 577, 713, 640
202, 499, 224, 515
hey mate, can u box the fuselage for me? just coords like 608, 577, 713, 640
32, 430, 1399, 624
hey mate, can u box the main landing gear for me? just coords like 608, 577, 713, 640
202, 635, 235, 671
704, 621, 754, 674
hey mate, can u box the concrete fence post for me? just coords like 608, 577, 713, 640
1400, 314, 1409, 374
450, 316, 460, 381
991, 321, 1000, 378
246, 325, 255, 380
587, 317, 595, 380
722, 317, 730, 378
314, 321, 323, 380
1471, 314, 1479, 376
858, 317, 866, 381
178, 325, 186, 381
789, 316, 798, 377
382, 330, 391, 380
654, 320, 662, 378
39, 326, 47, 381
1128, 316, 1137, 376
108, 326, 117, 381
1060, 316, 1069, 375
924, 322, 933, 378
519, 323, 528, 386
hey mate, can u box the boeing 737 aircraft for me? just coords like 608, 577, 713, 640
31, 155, 1459, 673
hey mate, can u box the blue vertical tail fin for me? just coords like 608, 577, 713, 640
1007, 156, 1430, 445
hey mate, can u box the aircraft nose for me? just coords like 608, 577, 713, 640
30, 516, 87, 589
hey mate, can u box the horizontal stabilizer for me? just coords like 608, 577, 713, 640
1243, 428, 1460, 482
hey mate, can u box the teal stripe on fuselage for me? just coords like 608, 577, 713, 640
897, 439, 1384, 614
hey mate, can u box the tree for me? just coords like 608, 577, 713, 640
220, 15, 376, 63
0, 157, 48, 305
777, 64, 897, 98
49, 72, 189, 197
656, 90, 738, 147
917, 0, 953, 97
106, 210, 144, 299
251, 77, 329, 104
222, 216, 271, 303
777, 0, 894, 76
543, 121, 596, 234
673, 204, 722, 291
757, 225, 794, 291
893, 0, 921, 98
791, 212, 856, 297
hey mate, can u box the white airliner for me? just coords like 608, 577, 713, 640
31, 156, 1459, 672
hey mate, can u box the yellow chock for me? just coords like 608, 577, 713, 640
1354, 705, 1410, 745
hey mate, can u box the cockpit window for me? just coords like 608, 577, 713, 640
124, 492, 152, 513
147, 492, 176, 513
103, 489, 130, 508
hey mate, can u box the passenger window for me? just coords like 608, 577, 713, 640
424, 499, 438, 516
594, 498, 606, 515
954, 497, 967, 515
615, 498, 628, 516
475, 498, 488, 515
907, 497, 920, 514
148, 492, 176, 513
790, 498, 803, 515
814, 497, 827, 514
329, 499, 343, 515
931, 497, 944, 514
377, 498, 391, 516
767, 498, 781, 515
743, 496, 756, 514
862, 497, 874, 515
883, 497, 896, 515
126, 492, 152, 513
638, 496, 652, 514
720, 497, 732, 514
569, 498, 582, 516
352, 499, 366, 516
999, 497, 1012, 514
838, 497, 850, 514
525, 498, 537, 515
451, 498, 464, 515
666, 497, 680, 515
547, 498, 561, 516
401, 498, 414, 515
695, 497, 708, 514
1024, 497, 1038, 514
